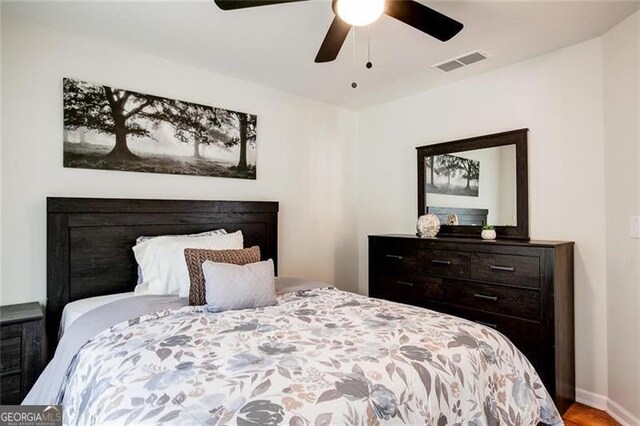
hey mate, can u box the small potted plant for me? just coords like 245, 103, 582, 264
481, 225, 497, 240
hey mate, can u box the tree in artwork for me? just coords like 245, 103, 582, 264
435, 155, 460, 185
458, 157, 480, 189
219, 110, 257, 171
155, 100, 227, 159
63, 79, 159, 161
426, 156, 435, 185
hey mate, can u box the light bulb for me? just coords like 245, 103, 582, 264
336, 0, 385, 27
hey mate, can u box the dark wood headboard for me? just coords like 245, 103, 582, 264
47, 197, 278, 357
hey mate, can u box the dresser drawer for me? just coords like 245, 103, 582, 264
431, 303, 546, 387
439, 305, 542, 352
370, 273, 443, 304
441, 280, 540, 321
420, 249, 469, 278
370, 274, 417, 304
371, 240, 420, 273
470, 252, 540, 288
0, 337, 22, 375
0, 373, 21, 405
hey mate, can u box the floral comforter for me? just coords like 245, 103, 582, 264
59, 288, 561, 425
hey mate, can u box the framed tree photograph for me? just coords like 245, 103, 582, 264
63, 78, 257, 179
425, 153, 480, 197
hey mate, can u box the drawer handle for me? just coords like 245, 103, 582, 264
385, 254, 404, 260
397, 281, 415, 287
431, 259, 452, 266
476, 320, 498, 329
474, 293, 498, 302
489, 265, 515, 272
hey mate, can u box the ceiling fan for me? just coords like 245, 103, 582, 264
214, 0, 464, 63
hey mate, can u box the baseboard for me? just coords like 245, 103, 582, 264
608, 398, 640, 426
576, 388, 640, 426
576, 388, 608, 410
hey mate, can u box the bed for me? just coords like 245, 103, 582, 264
29, 197, 562, 425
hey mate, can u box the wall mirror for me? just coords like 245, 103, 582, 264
417, 129, 529, 239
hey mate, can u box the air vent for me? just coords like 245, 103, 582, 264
432, 50, 491, 73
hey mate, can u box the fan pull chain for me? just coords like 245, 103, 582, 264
351, 28, 357, 89
366, 25, 373, 69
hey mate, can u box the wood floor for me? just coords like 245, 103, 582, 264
564, 403, 621, 426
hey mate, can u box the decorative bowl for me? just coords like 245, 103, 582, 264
417, 214, 440, 238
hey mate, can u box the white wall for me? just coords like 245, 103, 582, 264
356, 38, 609, 397
603, 11, 640, 423
0, 15, 359, 305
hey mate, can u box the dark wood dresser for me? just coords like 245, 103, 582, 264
0, 302, 45, 404
369, 234, 575, 414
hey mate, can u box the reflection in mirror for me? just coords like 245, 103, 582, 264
425, 145, 517, 227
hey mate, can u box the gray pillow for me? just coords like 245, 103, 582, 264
202, 259, 276, 312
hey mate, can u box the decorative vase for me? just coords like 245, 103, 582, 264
481, 229, 497, 240
417, 214, 440, 238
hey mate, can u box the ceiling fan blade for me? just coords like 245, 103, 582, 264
385, 0, 463, 42
215, 0, 308, 11
315, 17, 352, 63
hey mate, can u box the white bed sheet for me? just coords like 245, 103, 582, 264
59, 292, 135, 337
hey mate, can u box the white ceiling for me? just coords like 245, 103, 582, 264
4, 0, 639, 109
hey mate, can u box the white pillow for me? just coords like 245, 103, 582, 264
135, 229, 227, 284
203, 259, 276, 312
133, 231, 243, 297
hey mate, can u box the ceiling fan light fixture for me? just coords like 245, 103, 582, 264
335, 0, 385, 27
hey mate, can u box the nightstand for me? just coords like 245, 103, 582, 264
0, 302, 44, 404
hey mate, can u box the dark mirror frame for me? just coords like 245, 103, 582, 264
417, 128, 529, 240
